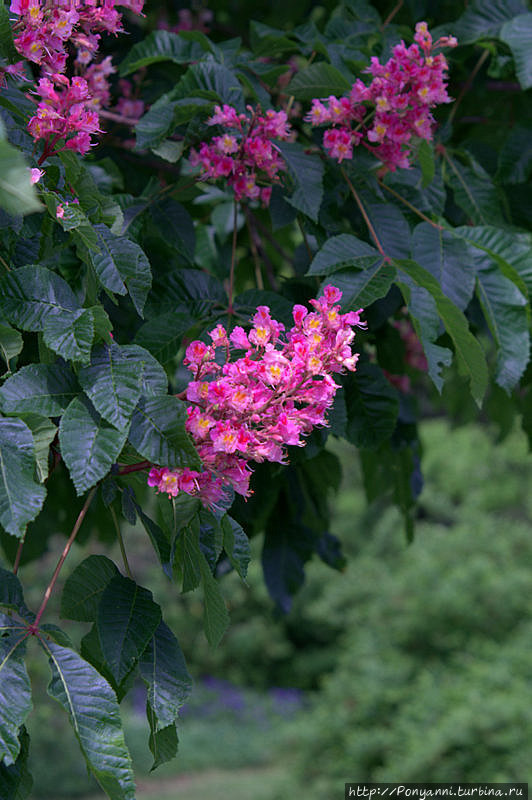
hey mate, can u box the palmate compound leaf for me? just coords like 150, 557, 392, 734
97, 573, 162, 685
0, 417, 46, 537
0, 619, 32, 767
395, 259, 489, 406
41, 639, 136, 800
59, 396, 129, 495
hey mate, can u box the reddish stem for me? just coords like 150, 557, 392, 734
116, 460, 152, 476
341, 167, 390, 261
32, 487, 96, 630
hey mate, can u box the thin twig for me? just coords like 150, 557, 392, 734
99, 108, 142, 127
110, 505, 133, 580
32, 487, 96, 630
244, 206, 264, 290
378, 179, 443, 229
448, 49, 489, 125
0, 254, 11, 272
381, 0, 403, 30
341, 167, 389, 260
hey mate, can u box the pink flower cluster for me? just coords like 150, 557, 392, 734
28, 75, 100, 156
305, 22, 457, 171
10, 0, 144, 158
148, 286, 366, 509
189, 104, 292, 204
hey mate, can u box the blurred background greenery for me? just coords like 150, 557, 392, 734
19, 417, 532, 799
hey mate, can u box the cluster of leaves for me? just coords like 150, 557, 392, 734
1, 1, 532, 797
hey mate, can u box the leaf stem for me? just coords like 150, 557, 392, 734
110, 505, 133, 580
341, 166, 389, 260
228, 198, 238, 317
377, 178, 443, 229
448, 49, 489, 125
13, 531, 26, 575
380, 0, 403, 30
116, 460, 152, 475
32, 487, 96, 630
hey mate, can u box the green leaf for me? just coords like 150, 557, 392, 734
475, 258, 529, 391
0, 266, 79, 332
0, 362, 79, 417
285, 62, 351, 100
322, 261, 396, 310
146, 715, 178, 773
42, 192, 98, 249
134, 312, 195, 364
450, 0, 527, 44
0, 325, 23, 372
61, 555, 119, 622
135, 94, 212, 151
0, 139, 42, 217
412, 223, 476, 310
342, 364, 399, 449
90, 224, 152, 317
500, 12, 532, 88
451, 225, 532, 297
139, 621, 192, 728
173, 516, 202, 592
277, 141, 324, 222
444, 155, 502, 226
149, 198, 196, 265
199, 553, 229, 648
0, 567, 32, 619
42, 309, 95, 365
132, 503, 172, 577
0, 726, 32, 800
42, 640, 136, 800
396, 278, 453, 392
307, 234, 380, 275
78, 343, 141, 431
0, 4, 20, 64
364, 201, 410, 259
221, 515, 250, 579
97, 574, 162, 684
121, 344, 168, 398
59, 397, 128, 495
0, 417, 46, 537
496, 124, 532, 184
0, 624, 32, 766
395, 259, 489, 405
119, 30, 205, 75
129, 396, 201, 470
417, 139, 435, 189
16, 413, 56, 483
